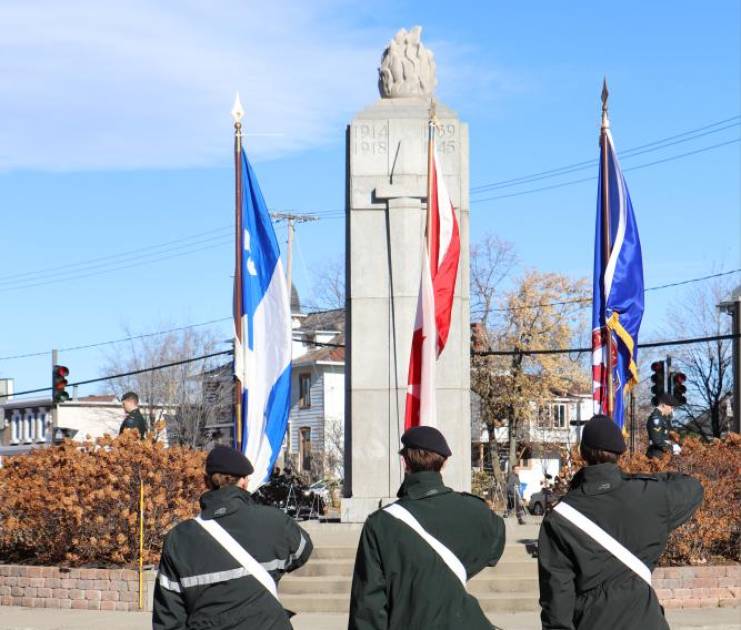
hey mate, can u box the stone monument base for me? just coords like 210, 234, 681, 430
341, 497, 397, 523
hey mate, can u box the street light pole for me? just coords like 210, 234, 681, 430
719, 287, 741, 433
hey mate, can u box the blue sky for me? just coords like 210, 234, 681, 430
1, 1, 739, 396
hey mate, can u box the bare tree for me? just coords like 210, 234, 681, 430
470, 233, 518, 330
308, 256, 345, 311
100, 324, 228, 446
662, 278, 734, 438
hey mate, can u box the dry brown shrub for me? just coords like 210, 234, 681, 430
555, 433, 740, 566
0, 430, 206, 567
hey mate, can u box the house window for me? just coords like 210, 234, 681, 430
299, 374, 312, 409
299, 426, 312, 472
551, 404, 567, 429
10, 411, 21, 445
23, 410, 34, 443
36, 410, 48, 443
538, 404, 567, 429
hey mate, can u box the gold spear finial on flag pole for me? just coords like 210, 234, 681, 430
601, 77, 610, 131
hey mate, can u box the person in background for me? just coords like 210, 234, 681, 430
506, 465, 526, 525
646, 393, 680, 458
118, 391, 147, 438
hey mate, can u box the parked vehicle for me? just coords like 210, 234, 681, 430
528, 476, 563, 515
253, 471, 325, 519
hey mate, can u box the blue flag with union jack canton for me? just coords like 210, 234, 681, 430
592, 127, 645, 429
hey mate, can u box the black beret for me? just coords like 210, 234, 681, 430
400, 426, 452, 458
206, 445, 254, 477
658, 393, 678, 407
581, 415, 626, 454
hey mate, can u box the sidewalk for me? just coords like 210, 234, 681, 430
0, 607, 738, 629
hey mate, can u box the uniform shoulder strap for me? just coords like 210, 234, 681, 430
193, 515, 279, 601
552, 502, 652, 586
383, 502, 467, 587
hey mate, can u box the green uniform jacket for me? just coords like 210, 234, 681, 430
348, 471, 506, 630
153, 486, 313, 630
646, 409, 672, 458
119, 408, 148, 438
538, 463, 703, 630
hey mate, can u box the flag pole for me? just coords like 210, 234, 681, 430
600, 79, 614, 418
426, 99, 437, 264
232, 94, 244, 450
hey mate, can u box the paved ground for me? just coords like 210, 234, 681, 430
0, 607, 739, 629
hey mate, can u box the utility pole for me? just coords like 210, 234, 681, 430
719, 286, 741, 434
51, 348, 58, 433
270, 212, 319, 305
666, 355, 672, 397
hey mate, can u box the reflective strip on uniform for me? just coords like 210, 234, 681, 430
553, 501, 652, 585
158, 573, 182, 593
260, 534, 307, 572
193, 516, 279, 601
180, 567, 251, 588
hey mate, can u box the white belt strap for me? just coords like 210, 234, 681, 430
384, 503, 467, 587
194, 516, 279, 601
553, 502, 652, 586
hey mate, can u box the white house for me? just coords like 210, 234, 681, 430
284, 308, 345, 479
0, 393, 174, 458
471, 388, 592, 500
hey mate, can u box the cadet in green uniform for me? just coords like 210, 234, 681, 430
646, 393, 678, 459
118, 391, 148, 438
538, 415, 703, 630
153, 446, 313, 629
348, 426, 506, 630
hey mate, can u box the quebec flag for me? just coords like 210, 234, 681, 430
233, 148, 291, 491
592, 126, 644, 429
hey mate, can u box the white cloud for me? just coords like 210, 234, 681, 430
0, 1, 385, 170
0, 3, 516, 171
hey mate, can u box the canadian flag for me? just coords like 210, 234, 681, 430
404, 133, 461, 430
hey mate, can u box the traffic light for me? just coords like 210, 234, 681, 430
650, 360, 665, 406
53, 365, 70, 403
672, 371, 687, 406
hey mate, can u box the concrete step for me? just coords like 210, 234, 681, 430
292, 558, 536, 578
310, 545, 533, 562
292, 560, 354, 577
281, 592, 539, 614
280, 575, 539, 596
280, 577, 350, 595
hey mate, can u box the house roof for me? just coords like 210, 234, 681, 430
78, 395, 118, 403
293, 331, 345, 366
297, 309, 344, 333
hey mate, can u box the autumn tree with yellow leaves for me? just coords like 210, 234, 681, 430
471, 240, 590, 472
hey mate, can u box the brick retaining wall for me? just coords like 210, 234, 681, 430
654, 566, 741, 609
0, 565, 155, 611
0, 563, 738, 612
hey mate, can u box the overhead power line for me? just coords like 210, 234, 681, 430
471, 116, 740, 193
487, 268, 741, 313
5, 331, 741, 400
1, 268, 737, 363
473, 332, 741, 357
472, 138, 741, 203
0, 350, 234, 400
0, 226, 232, 284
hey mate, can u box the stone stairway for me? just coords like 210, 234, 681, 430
279, 519, 541, 614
